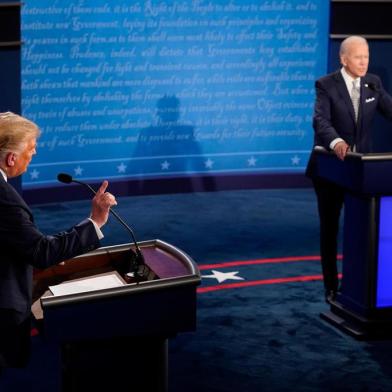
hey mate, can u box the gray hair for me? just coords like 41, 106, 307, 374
0, 112, 40, 160
340, 36, 368, 56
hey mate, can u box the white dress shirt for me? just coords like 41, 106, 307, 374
341, 66, 361, 97
329, 68, 361, 151
0, 168, 7, 182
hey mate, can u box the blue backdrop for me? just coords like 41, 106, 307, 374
21, 0, 330, 189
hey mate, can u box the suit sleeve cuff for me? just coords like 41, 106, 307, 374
87, 217, 104, 240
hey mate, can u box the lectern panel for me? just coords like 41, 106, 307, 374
315, 150, 392, 195
32, 239, 199, 391
315, 150, 392, 338
376, 197, 392, 308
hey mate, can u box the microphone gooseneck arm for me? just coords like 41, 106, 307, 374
71, 178, 143, 257
57, 173, 146, 277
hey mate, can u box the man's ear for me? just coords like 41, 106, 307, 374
6, 152, 16, 167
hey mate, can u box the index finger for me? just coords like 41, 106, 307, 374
96, 180, 109, 195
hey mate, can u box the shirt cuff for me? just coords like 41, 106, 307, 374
330, 138, 345, 150
88, 217, 104, 240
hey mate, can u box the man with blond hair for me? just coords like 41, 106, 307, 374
306, 36, 392, 303
0, 112, 117, 370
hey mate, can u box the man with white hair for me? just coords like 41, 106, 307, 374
0, 112, 117, 370
306, 36, 392, 303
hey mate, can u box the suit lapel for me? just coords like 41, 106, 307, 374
356, 77, 375, 131
333, 71, 356, 124
360, 78, 375, 114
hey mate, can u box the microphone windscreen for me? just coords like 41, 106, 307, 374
57, 173, 73, 184
366, 82, 379, 92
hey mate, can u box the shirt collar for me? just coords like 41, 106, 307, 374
0, 168, 7, 182
341, 67, 361, 91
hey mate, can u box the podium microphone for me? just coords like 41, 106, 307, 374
366, 82, 379, 92
57, 173, 149, 282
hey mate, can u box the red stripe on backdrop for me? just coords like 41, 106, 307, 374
197, 273, 343, 293
198, 254, 343, 270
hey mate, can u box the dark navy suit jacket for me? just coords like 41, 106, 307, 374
0, 175, 100, 315
306, 70, 392, 177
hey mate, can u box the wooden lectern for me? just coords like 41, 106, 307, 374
315, 149, 392, 339
32, 239, 201, 391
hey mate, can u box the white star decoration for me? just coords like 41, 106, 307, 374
247, 156, 257, 166
161, 160, 170, 170
117, 162, 127, 173
30, 169, 40, 179
291, 155, 300, 165
74, 166, 83, 176
204, 158, 214, 169
202, 270, 244, 283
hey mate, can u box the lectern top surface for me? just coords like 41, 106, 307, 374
315, 148, 392, 161
359, 153, 392, 161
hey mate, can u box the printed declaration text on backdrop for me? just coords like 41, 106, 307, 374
21, 0, 329, 187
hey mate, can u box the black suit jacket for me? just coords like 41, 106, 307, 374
306, 70, 392, 177
0, 175, 100, 315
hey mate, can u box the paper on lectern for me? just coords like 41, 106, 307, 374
49, 271, 125, 296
